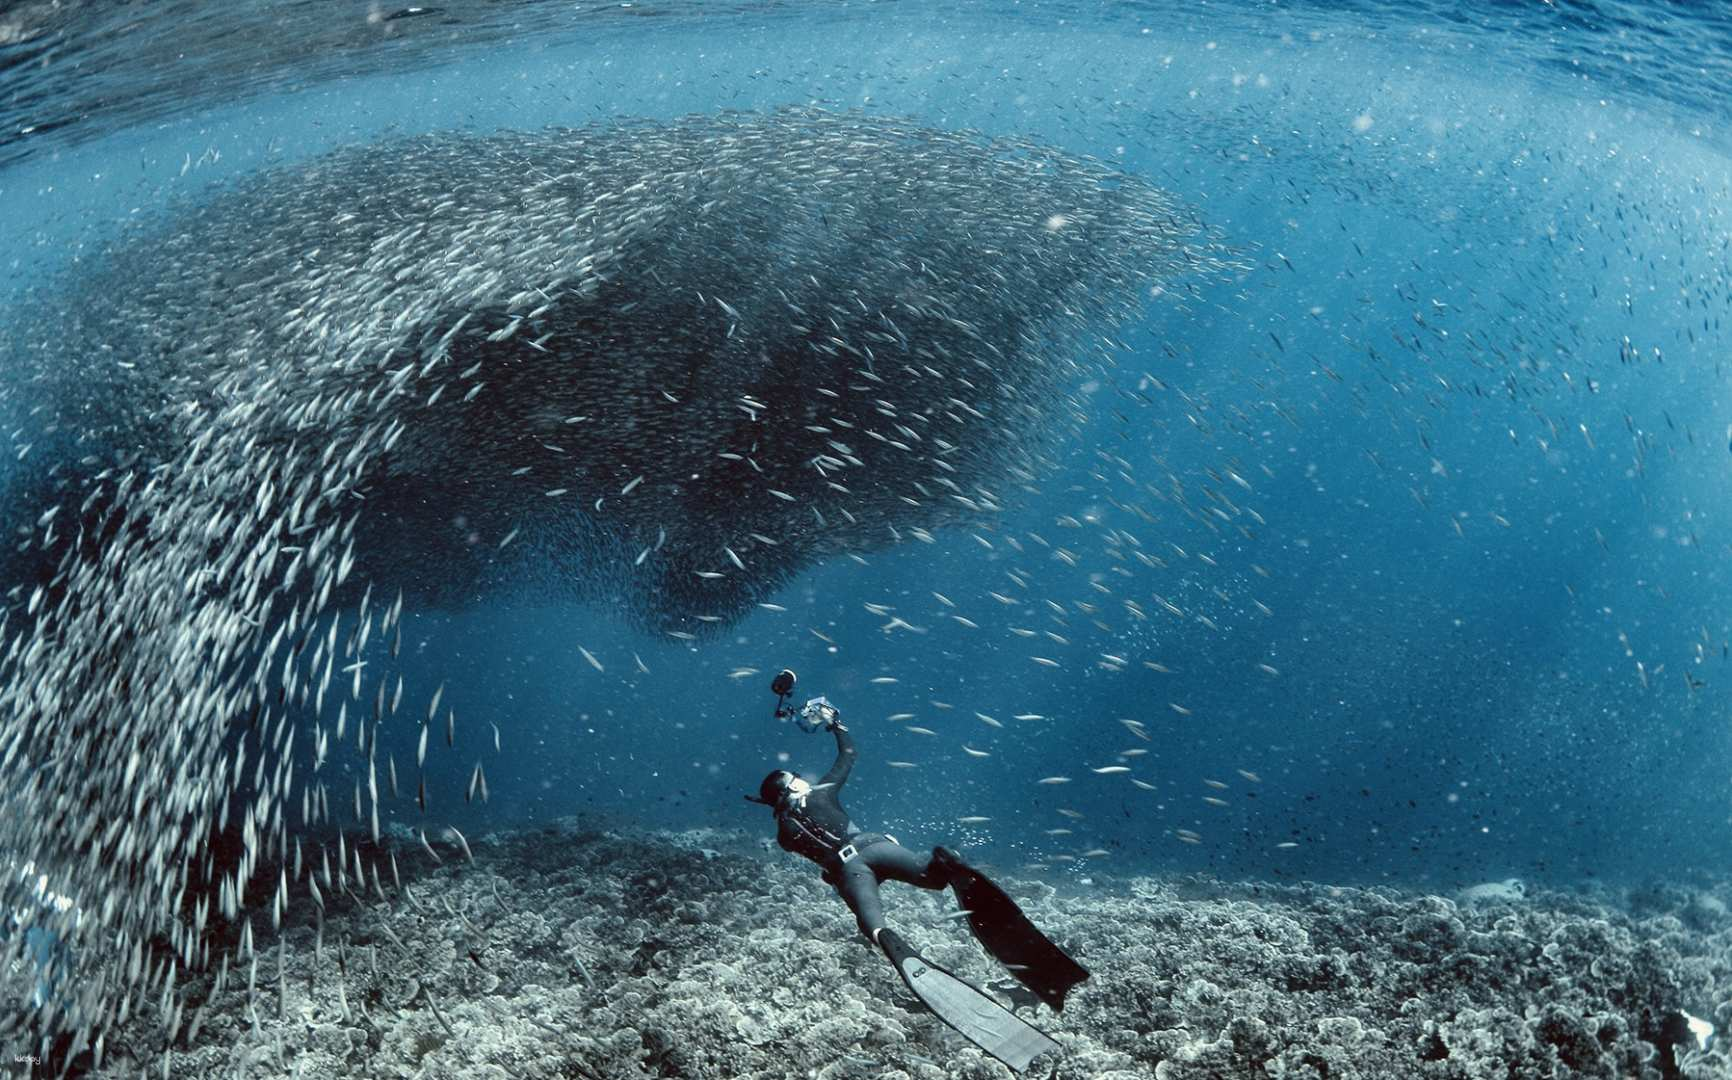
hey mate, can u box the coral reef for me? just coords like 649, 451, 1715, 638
84, 823, 1731, 1079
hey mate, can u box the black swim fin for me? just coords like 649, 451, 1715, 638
876, 927, 1061, 1073
934, 847, 1090, 1012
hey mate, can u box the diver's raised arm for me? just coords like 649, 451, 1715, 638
819, 718, 855, 788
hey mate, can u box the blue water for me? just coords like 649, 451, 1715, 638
3, 0, 1731, 900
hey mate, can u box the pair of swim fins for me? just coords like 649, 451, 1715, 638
876, 849, 1090, 1072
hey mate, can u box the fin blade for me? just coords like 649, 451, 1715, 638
879, 929, 1060, 1073
946, 858, 1090, 1011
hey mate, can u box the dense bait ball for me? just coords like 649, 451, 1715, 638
0, 108, 1220, 1060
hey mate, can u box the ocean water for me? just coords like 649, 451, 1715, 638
3, 1, 1732, 1075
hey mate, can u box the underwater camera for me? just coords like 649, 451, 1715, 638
768, 669, 839, 733
796, 697, 838, 733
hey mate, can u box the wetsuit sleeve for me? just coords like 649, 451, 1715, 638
818, 724, 856, 788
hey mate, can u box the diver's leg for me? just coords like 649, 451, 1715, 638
860, 841, 950, 890
835, 859, 888, 939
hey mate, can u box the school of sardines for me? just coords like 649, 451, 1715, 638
0, 108, 1221, 1064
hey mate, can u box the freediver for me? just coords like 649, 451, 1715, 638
745, 670, 1089, 1072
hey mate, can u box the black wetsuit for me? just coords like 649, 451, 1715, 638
775, 725, 949, 937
